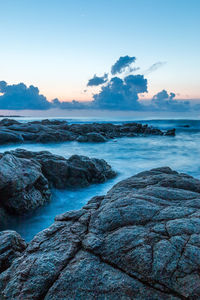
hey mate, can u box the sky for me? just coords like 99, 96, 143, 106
0, 0, 200, 104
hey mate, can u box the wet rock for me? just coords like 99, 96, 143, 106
164, 128, 176, 136
0, 154, 50, 215
0, 131, 24, 144
0, 231, 26, 273
0, 207, 8, 229
0, 119, 20, 126
77, 132, 107, 143
7, 149, 116, 188
0, 119, 173, 144
2, 167, 200, 298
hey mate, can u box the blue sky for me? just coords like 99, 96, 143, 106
0, 0, 199, 102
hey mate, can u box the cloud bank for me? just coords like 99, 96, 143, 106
0, 81, 51, 110
151, 90, 190, 111
92, 75, 147, 110
0, 55, 196, 112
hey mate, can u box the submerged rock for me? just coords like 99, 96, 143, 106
2, 167, 200, 298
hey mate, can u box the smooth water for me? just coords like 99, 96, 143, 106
1, 118, 200, 241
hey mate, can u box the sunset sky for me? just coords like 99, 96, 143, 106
0, 0, 200, 103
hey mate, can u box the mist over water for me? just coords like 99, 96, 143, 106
1, 117, 200, 241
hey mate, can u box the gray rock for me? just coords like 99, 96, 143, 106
77, 132, 107, 143
0, 154, 50, 215
0, 119, 173, 145
7, 149, 116, 188
0, 131, 23, 144
0, 119, 20, 126
2, 167, 200, 298
165, 128, 176, 136
0, 230, 26, 273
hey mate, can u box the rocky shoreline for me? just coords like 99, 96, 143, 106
0, 118, 175, 144
0, 149, 116, 227
1, 167, 200, 298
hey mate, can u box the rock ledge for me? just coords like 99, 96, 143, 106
1, 167, 200, 298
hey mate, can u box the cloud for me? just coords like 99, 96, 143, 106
129, 67, 140, 73
92, 74, 147, 110
145, 61, 166, 75
87, 73, 108, 86
0, 56, 194, 112
152, 89, 175, 102
52, 98, 88, 109
111, 55, 136, 75
0, 81, 51, 110
151, 90, 190, 111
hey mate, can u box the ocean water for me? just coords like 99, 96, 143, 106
1, 118, 200, 241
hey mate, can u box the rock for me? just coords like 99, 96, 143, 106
7, 149, 116, 188
35, 130, 75, 143
164, 128, 176, 136
0, 131, 24, 144
2, 167, 200, 298
0, 119, 20, 126
0, 154, 51, 215
77, 132, 107, 143
179, 124, 190, 128
0, 149, 115, 227
0, 119, 173, 144
0, 207, 9, 229
0, 231, 26, 273
66, 154, 116, 186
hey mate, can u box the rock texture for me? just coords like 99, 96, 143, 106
0, 118, 175, 144
1, 167, 200, 298
6, 149, 116, 188
0, 231, 26, 274
0, 149, 116, 227
0, 154, 50, 214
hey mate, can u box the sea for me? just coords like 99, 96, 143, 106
1, 116, 200, 241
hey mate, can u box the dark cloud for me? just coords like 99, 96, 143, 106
111, 56, 136, 75
0, 81, 51, 110
145, 61, 166, 75
151, 90, 190, 111
87, 74, 108, 86
92, 74, 147, 110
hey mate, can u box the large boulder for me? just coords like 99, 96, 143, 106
0, 231, 26, 273
2, 167, 200, 298
0, 131, 24, 144
7, 149, 116, 188
77, 132, 107, 143
0, 154, 51, 215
